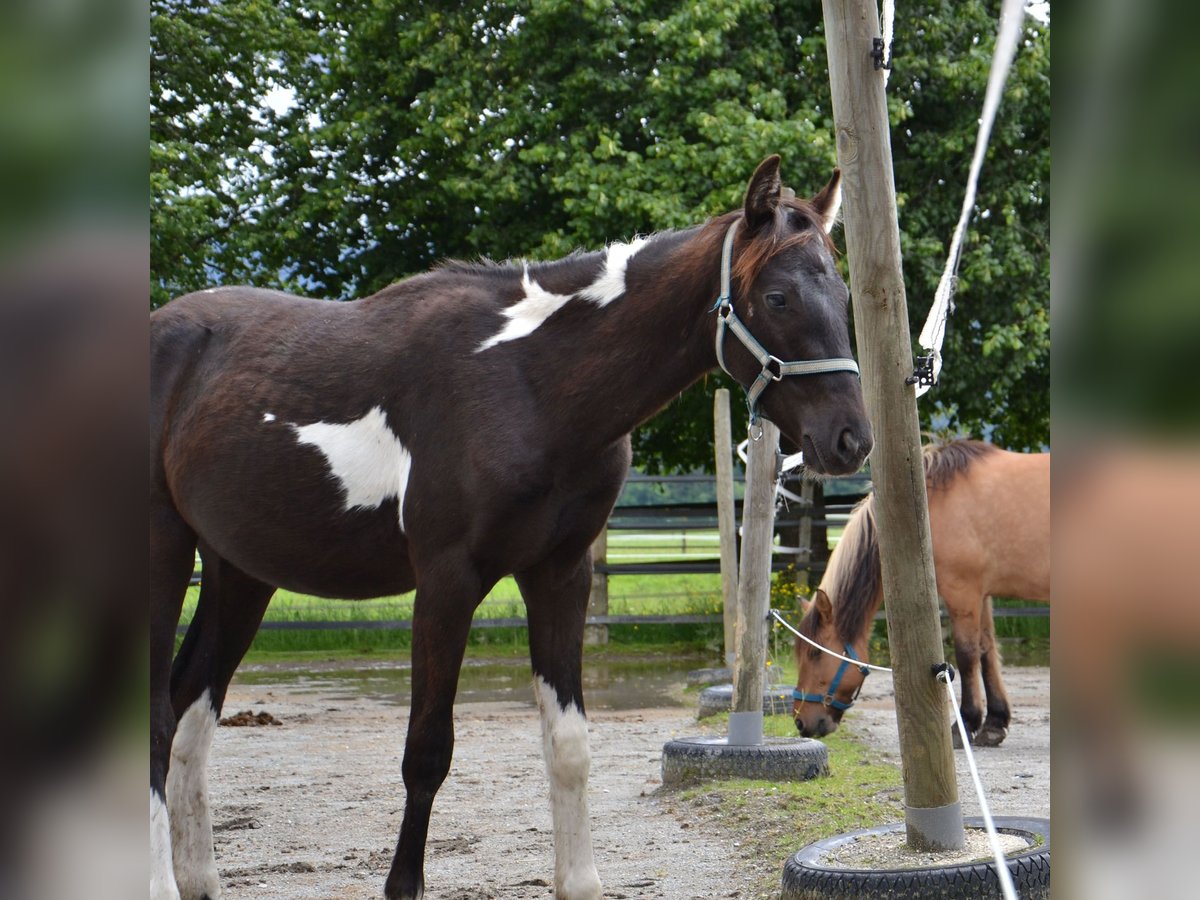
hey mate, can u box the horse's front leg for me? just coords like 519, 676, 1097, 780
975, 596, 1012, 747
385, 556, 482, 900
518, 554, 602, 900
946, 596, 985, 748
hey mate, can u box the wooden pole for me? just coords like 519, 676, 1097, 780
820, 0, 964, 850
730, 419, 779, 745
584, 528, 608, 646
714, 389, 740, 668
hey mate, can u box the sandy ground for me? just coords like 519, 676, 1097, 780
207, 664, 1048, 899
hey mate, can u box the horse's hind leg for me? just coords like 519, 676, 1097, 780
167, 546, 275, 900
151, 500, 197, 900
519, 553, 602, 900
385, 555, 482, 900
975, 596, 1011, 747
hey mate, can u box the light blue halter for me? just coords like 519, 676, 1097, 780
711, 219, 861, 427
792, 641, 871, 711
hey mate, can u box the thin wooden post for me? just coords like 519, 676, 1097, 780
714, 389, 740, 668
730, 420, 780, 745
584, 528, 608, 646
820, 0, 964, 850
794, 479, 815, 595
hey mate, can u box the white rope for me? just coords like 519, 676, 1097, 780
936, 669, 1020, 900
769, 609, 894, 674
880, 0, 895, 84
915, 0, 1028, 398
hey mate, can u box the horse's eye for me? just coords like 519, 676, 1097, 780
765, 291, 787, 309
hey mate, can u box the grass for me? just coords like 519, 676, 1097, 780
662, 712, 903, 899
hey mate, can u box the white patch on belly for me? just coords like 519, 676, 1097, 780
150, 789, 181, 900
534, 677, 601, 900
477, 265, 574, 352
577, 237, 646, 306
166, 691, 219, 900
291, 405, 414, 531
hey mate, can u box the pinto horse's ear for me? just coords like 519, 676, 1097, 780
798, 595, 814, 618
744, 155, 783, 231
812, 588, 834, 622
811, 169, 843, 234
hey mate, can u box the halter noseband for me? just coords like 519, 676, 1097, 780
712, 219, 861, 428
792, 642, 871, 712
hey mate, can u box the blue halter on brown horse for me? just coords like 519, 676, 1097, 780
791, 440, 1050, 747
149, 156, 872, 900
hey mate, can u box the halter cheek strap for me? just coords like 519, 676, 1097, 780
792, 642, 872, 711
712, 219, 861, 427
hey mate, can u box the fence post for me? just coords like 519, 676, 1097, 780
730, 420, 780, 744
714, 388, 740, 668
584, 527, 608, 646
821, 0, 963, 850
794, 479, 815, 595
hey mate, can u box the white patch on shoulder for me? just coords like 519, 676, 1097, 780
262, 412, 276, 423
166, 691, 219, 900
476, 265, 574, 352
291, 405, 414, 531
577, 237, 647, 306
534, 677, 601, 900
150, 789, 181, 900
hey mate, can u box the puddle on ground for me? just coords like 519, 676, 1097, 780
233, 655, 713, 711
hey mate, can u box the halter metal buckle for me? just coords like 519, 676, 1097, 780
765, 355, 785, 381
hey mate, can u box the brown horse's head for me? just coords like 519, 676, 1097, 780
792, 589, 871, 738
719, 156, 872, 475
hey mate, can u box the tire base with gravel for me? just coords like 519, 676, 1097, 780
780, 816, 1050, 899
661, 736, 829, 785
697, 683, 794, 718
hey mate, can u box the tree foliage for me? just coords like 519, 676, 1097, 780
151, 0, 1049, 466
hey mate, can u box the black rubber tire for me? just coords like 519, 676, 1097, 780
661, 736, 829, 785
697, 683, 793, 719
780, 816, 1050, 899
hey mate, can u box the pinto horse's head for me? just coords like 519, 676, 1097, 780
792, 589, 871, 738
719, 156, 872, 475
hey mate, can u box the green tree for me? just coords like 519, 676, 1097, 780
150, 0, 1049, 463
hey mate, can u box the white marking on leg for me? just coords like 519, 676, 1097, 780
261, 412, 276, 423
290, 405, 414, 531
151, 789, 182, 900
476, 265, 573, 351
167, 690, 220, 900
577, 238, 646, 306
534, 677, 601, 900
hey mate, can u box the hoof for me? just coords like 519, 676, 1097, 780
974, 724, 1008, 747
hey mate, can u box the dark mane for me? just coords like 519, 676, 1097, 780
816, 494, 881, 645
923, 439, 998, 492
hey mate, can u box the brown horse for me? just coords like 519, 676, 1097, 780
150, 156, 872, 900
792, 440, 1049, 746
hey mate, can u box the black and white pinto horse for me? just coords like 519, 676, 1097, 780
150, 156, 872, 900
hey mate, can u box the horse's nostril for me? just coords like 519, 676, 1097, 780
838, 427, 860, 458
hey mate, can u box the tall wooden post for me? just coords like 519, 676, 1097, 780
714, 389, 740, 668
584, 528, 608, 646
820, 0, 964, 850
730, 420, 780, 745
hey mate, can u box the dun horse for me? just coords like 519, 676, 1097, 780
792, 440, 1049, 747
150, 156, 872, 900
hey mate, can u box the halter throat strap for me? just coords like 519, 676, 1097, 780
711, 219, 861, 426
792, 642, 872, 712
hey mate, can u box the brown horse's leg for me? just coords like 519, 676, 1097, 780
975, 596, 1011, 747
519, 553, 602, 900
946, 598, 985, 748
151, 499, 197, 900
385, 557, 482, 900
167, 547, 275, 900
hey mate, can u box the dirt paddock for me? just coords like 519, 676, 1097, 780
208, 664, 1049, 899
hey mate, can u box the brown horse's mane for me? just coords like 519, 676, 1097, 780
923, 438, 999, 492
815, 439, 999, 644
